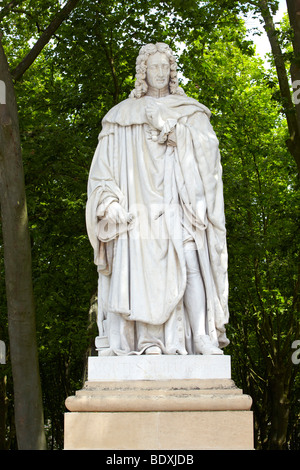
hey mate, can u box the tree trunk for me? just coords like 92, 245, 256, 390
268, 369, 290, 449
286, 0, 300, 133
0, 40, 46, 450
257, 0, 300, 175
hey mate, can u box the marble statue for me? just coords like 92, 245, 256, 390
86, 42, 229, 356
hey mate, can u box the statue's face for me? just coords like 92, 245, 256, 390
146, 52, 170, 90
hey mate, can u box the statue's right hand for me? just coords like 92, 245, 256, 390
105, 201, 132, 225
146, 102, 165, 131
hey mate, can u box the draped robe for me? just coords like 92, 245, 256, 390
86, 93, 229, 355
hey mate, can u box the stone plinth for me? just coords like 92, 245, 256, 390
64, 410, 253, 450
64, 355, 254, 450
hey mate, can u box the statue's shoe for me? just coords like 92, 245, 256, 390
194, 335, 224, 355
145, 346, 162, 355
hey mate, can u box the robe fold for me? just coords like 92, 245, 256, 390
86, 94, 229, 355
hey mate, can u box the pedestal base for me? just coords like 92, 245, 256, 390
64, 410, 253, 450
64, 356, 254, 450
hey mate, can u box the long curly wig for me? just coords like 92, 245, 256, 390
130, 43, 185, 99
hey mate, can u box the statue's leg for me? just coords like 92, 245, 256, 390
183, 243, 206, 337
136, 322, 164, 355
184, 244, 223, 355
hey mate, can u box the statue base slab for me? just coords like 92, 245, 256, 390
87, 354, 231, 381
64, 355, 254, 450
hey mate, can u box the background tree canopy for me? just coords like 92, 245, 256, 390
0, 0, 299, 450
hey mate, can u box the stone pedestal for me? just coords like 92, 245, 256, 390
64, 355, 254, 450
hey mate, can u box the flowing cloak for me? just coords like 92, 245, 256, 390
86, 93, 229, 355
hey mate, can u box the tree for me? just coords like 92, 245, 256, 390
0, 0, 80, 449
243, 0, 300, 174
181, 19, 300, 448
286, 0, 300, 141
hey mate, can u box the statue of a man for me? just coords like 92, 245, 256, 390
86, 43, 229, 356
